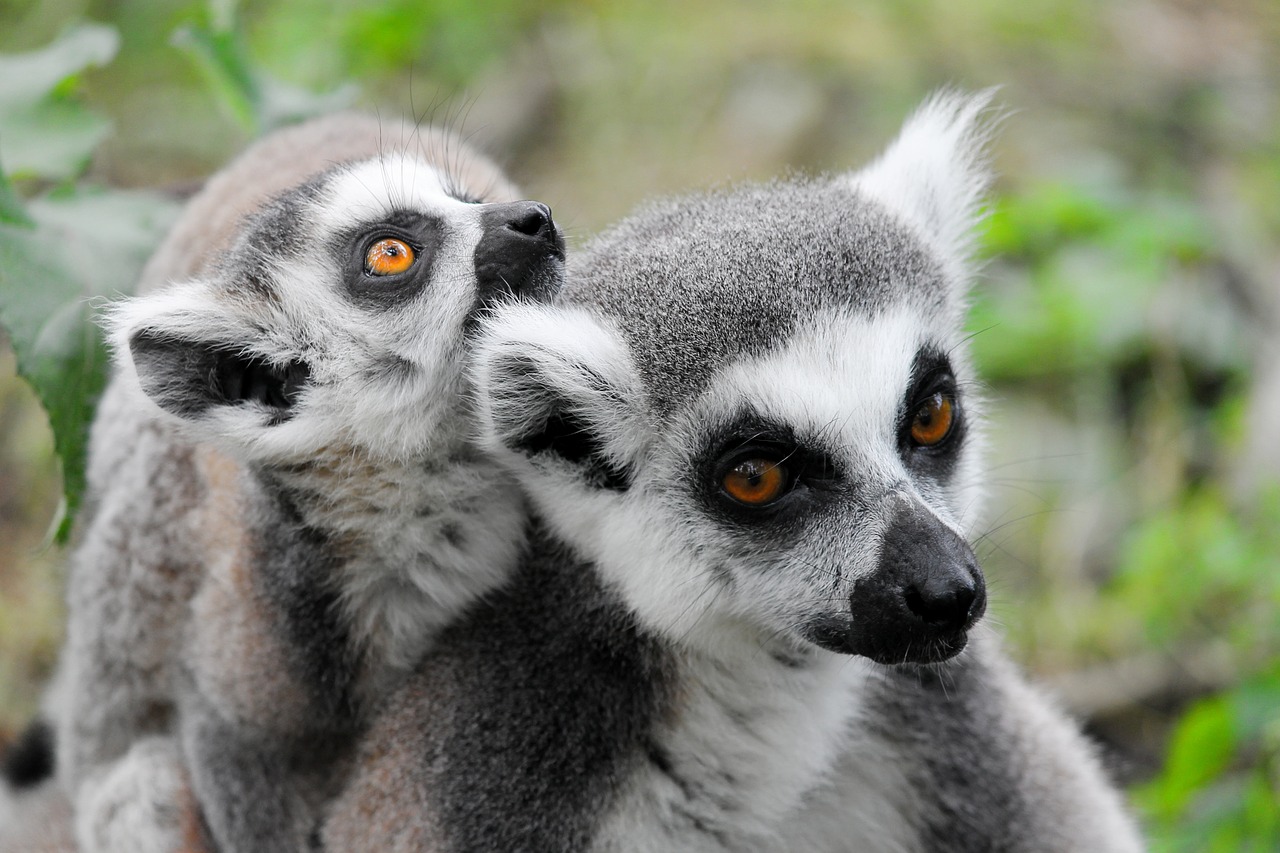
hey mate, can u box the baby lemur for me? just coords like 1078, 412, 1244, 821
321, 92, 1146, 852
25, 112, 563, 852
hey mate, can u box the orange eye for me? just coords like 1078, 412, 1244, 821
364, 238, 416, 276
722, 458, 789, 506
910, 392, 955, 447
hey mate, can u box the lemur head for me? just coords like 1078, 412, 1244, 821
477, 92, 995, 666
109, 129, 564, 464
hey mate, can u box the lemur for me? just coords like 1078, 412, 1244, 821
321, 92, 1147, 852
4, 112, 563, 852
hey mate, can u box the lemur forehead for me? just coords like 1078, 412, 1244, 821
315, 154, 478, 229
697, 308, 941, 456
566, 178, 950, 417
212, 153, 482, 299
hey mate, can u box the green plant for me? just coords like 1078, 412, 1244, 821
0, 24, 178, 540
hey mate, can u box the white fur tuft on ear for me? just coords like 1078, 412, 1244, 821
851, 88, 1001, 274
473, 302, 647, 483
103, 283, 250, 367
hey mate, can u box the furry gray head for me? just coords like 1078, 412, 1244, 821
477, 91, 995, 665
109, 148, 564, 464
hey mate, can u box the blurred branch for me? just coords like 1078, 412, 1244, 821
1046, 641, 1238, 721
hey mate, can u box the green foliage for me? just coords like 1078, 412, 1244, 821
0, 168, 34, 227
970, 174, 1278, 844
1110, 488, 1280, 650
971, 183, 1229, 385
0, 23, 118, 180
250, 0, 563, 89
0, 26, 178, 539
1137, 664, 1280, 851
172, 0, 356, 136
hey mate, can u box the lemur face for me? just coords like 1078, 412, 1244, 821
112, 152, 564, 462
478, 93, 994, 666
644, 300, 986, 666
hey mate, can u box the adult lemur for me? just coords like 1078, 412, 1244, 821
3, 113, 563, 852
323, 92, 1146, 852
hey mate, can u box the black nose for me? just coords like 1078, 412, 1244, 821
839, 499, 986, 665
903, 570, 979, 631
474, 200, 565, 304
506, 201, 555, 239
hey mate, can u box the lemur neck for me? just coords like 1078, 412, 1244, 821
638, 628, 875, 843
251, 420, 491, 537
253, 437, 527, 675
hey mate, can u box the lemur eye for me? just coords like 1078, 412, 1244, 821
910, 392, 955, 447
364, 238, 416, 276
722, 458, 790, 506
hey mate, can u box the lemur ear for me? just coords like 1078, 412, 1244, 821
106, 285, 309, 425
850, 88, 1000, 284
474, 303, 646, 491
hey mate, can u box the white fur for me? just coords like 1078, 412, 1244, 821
594, 644, 919, 852
75, 738, 190, 853
479, 305, 984, 650
852, 88, 999, 287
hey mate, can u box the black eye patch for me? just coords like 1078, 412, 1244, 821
694, 413, 840, 533
337, 209, 445, 306
898, 348, 966, 478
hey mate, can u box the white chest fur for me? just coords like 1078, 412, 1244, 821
595, 630, 917, 852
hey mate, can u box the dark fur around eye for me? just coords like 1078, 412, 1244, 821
337, 210, 445, 306
899, 348, 966, 477
696, 415, 839, 530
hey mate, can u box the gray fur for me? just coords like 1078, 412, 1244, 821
44, 113, 561, 852
572, 181, 946, 417
324, 91, 1144, 852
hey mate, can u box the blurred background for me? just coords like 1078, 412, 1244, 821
1, 0, 1277, 847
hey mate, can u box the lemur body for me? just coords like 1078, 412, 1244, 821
323, 93, 1145, 852
31, 113, 563, 851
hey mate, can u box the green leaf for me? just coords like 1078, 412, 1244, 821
0, 164, 34, 227
0, 223, 106, 539
173, 15, 357, 136
0, 188, 177, 540
257, 75, 358, 132
0, 23, 119, 109
172, 21, 262, 135
0, 24, 119, 181
1137, 695, 1237, 823
0, 100, 111, 181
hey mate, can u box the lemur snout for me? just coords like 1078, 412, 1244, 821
475, 200, 566, 303
825, 500, 986, 665
902, 562, 980, 630
505, 201, 557, 241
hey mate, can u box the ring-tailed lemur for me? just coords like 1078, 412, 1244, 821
322, 92, 1146, 852
13, 112, 563, 852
